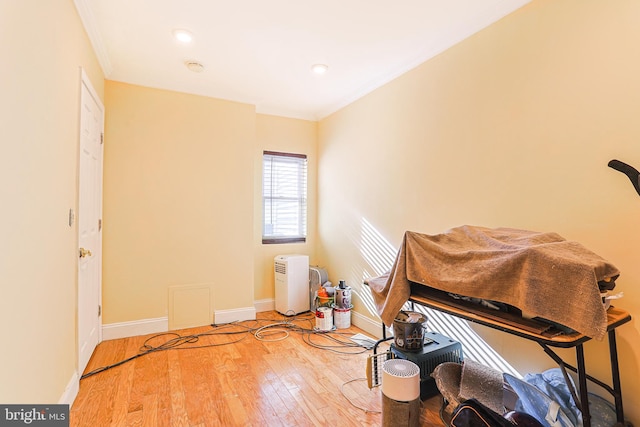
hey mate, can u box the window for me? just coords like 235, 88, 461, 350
262, 151, 307, 244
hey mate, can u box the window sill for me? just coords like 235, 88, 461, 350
262, 237, 306, 244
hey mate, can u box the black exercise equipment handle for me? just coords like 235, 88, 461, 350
608, 159, 640, 197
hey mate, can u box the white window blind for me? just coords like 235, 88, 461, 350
262, 151, 307, 244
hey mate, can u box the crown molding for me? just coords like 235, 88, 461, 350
74, 0, 113, 77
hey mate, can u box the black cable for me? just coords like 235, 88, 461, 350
80, 352, 146, 379
301, 330, 369, 354
81, 325, 249, 379
81, 312, 370, 379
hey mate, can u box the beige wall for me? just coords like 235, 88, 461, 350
103, 88, 318, 323
0, 0, 104, 403
318, 0, 640, 421
254, 114, 318, 302
103, 82, 257, 324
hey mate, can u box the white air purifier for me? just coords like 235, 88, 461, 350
381, 359, 421, 427
274, 255, 310, 315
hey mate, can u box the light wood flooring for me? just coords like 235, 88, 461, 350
71, 311, 444, 426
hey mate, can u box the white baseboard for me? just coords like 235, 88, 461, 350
100, 300, 294, 340
254, 298, 275, 313
58, 371, 79, 406
214, 306, 256, 325
102, 317, 169, 341
101, 307, 258, 339
351, 310, 386, 339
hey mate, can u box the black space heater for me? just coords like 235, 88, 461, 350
390, 331, 464, 400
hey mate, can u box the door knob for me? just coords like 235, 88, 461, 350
79, 247, 92, 258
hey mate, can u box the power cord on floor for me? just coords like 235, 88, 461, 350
340, 378, 382, 414
301, 329, 369, 354
81, 324, 249, 379
81, 312, 373, 379
253, 321, 295, 342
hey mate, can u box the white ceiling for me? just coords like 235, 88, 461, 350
75, 0, 531, 121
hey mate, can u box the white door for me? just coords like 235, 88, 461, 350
78, 70, 104, 374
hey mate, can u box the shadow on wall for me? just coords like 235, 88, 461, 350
351, 217, 521, 377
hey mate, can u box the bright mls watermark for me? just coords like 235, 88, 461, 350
1, 405, 69, 426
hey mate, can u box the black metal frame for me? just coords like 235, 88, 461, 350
539, 329, 625, 426
379, 299, 631, 427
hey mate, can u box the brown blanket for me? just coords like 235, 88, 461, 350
367, 226, 620, 340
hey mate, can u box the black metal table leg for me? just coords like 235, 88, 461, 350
576, 344, 591, 427
609, 329, 625, 423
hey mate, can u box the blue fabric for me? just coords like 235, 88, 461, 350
504, 373, 575, 427
506, 369, 617, 427
523, 369, 580, 426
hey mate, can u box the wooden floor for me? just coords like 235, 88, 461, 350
71, 311, 444, 426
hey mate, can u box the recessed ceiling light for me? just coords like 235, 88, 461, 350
311, 64, 329, 75
185, 61, 205, 73
173, 29, 193, 43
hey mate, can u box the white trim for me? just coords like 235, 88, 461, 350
351, 310, 386, 339
99, 306, 384, 340
80, 68, 103, 109
214, 307, 257, 325
73, 0, 113, 76
254, 298, 275, 313
102, 317, 169, 341
101, 305, 257, 340
77, 68, 105, 376
58, 371, 80, 406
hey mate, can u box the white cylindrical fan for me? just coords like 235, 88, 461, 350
382, 359, 421, 427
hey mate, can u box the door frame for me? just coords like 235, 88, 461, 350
77, 67, 104, 374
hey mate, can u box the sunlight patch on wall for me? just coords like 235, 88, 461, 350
349, 265, 379, 317
358, 217, 521, 377
356, 217, 397, 316
410, 303, 521, 377
360, 217, 397, 276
